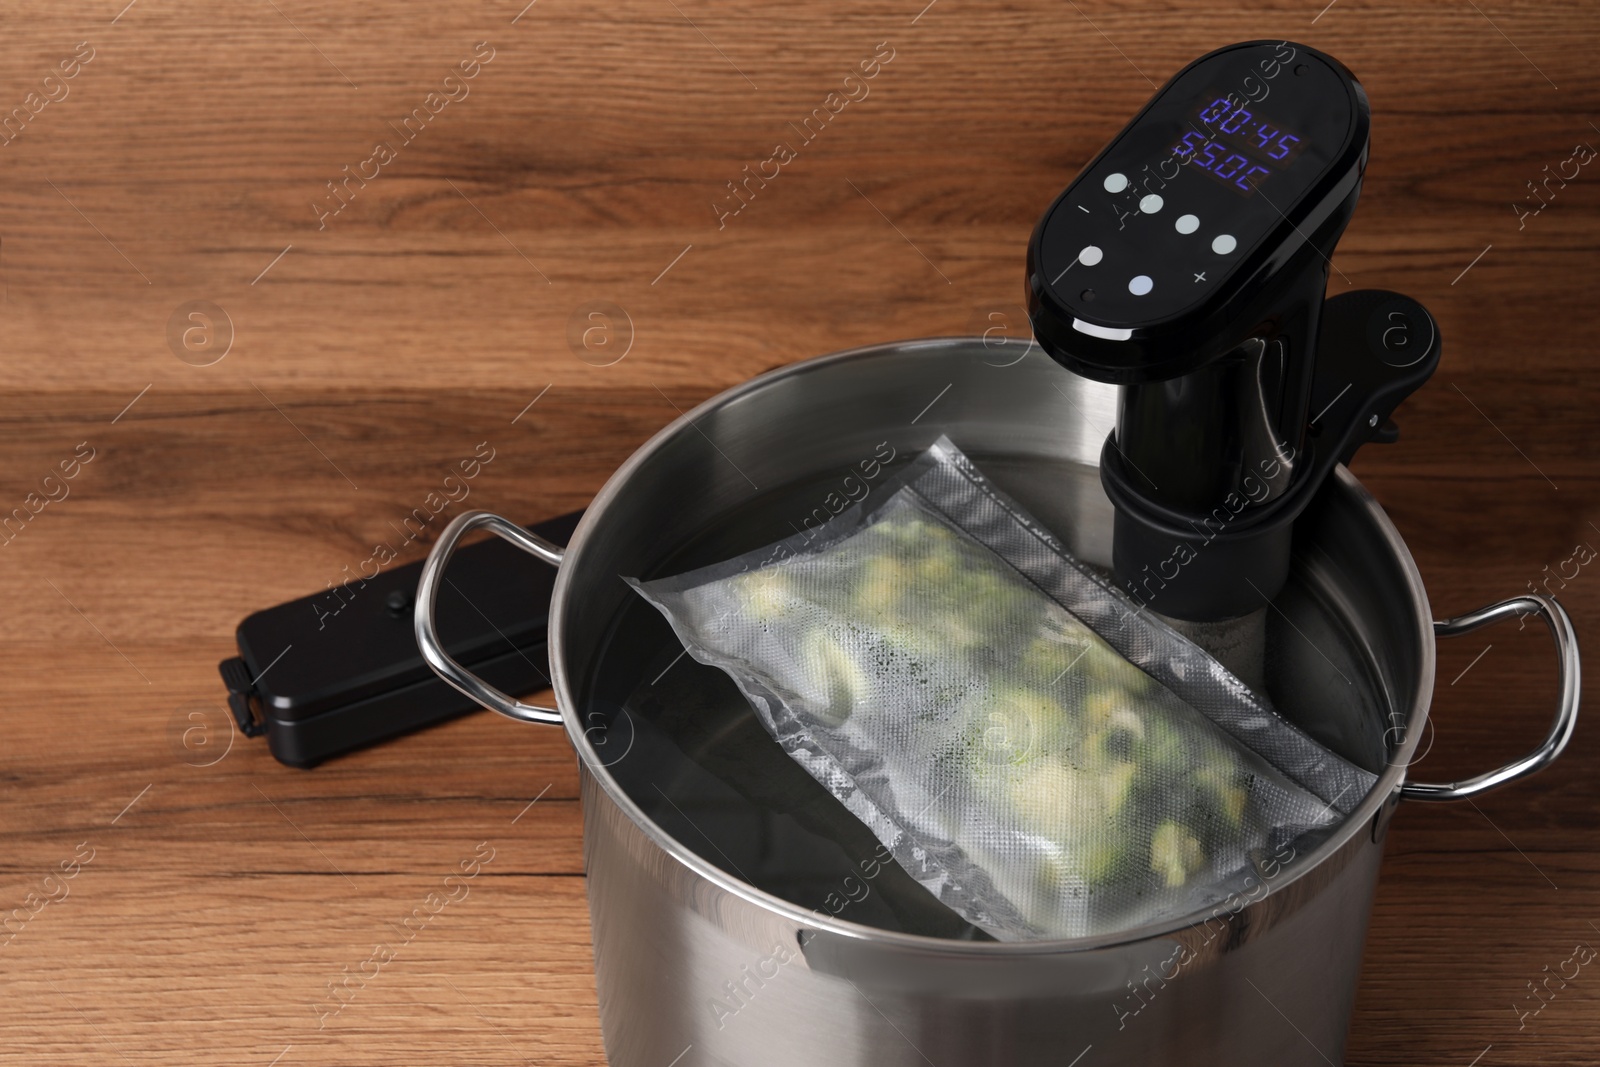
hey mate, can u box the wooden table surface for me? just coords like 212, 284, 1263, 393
3, 2, 1597, 1064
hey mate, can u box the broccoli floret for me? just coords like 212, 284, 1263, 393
1150, 820, 1207, 887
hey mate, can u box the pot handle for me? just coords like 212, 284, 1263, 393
414, 510, 567, 726
1400, 594, 1580, 801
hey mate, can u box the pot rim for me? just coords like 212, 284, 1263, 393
548, 335, 1437, 955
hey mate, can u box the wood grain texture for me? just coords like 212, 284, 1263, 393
1, 1, 1597, 1064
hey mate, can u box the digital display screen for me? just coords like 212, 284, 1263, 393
1169, 93, 1307, 196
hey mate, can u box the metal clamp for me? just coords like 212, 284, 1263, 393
1401, 594, 1580, 802
414, 510, 566, 726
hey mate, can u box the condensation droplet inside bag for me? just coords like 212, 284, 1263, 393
628, 437, 1377, 941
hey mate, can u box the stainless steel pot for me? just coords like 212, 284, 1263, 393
415, 337, 1578, 1067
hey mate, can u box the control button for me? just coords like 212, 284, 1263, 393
1139, 194, 1164, 214
1103, 172, 1129, 193
1193, 271, 1207, 283
1128, 275, 1153, 296
1078, 245, 1103, 266
1212, 234, 1237, 254
1175, 214, 1199, 234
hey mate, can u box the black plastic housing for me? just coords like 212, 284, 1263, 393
221, 510, 580, 768
1103, 290, 1441, 619
1025, 41, 1441, 620
1027, 40, 1370, 384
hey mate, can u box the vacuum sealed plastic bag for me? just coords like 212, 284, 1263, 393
628, 437, 1377, 940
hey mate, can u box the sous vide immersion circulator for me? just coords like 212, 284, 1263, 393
1028, 40, 1441, 626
